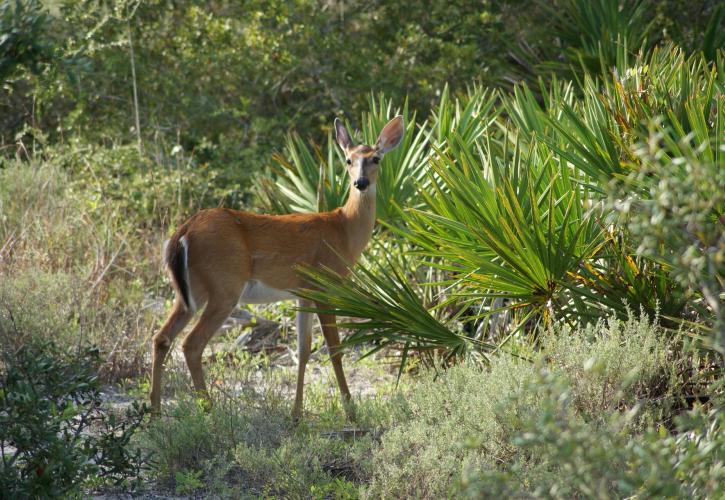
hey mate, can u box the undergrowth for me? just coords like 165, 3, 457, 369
139, 314, 721, 498
142, 351, 401, 498
0, 337, 148, 497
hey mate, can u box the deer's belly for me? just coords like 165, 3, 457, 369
239, 280, 296, 304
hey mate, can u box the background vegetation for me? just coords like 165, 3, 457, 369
1, 0, 723, 496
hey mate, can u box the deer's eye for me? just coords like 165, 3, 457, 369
346, 159, 352, 165
372, 157, 380, 164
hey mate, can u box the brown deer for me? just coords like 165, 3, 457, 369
150, 116, 404, 421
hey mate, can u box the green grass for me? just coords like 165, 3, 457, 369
139, 349, 401, 498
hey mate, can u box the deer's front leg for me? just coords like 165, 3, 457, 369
292, 300, 313, 422
316, 308, 355, 421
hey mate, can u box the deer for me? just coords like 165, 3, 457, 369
149, 115, 405, 421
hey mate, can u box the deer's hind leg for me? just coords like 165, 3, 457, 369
181, 293, 239, 407
150, 299, 194, 413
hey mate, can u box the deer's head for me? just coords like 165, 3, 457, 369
334, 116, 404, 193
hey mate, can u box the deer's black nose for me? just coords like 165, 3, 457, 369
354, 178, 370, 191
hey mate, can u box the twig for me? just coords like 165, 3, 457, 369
90, 234, 127, 291
127, 20, 142, 153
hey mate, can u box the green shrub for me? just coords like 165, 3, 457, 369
459, 376, 724, 498
362, 314, 684, 498
540, 313, 675, 422
48, 141, 237, 228
0, 338, 147, 497
142, 360, 292, 484
143, 314, 717, 498
362, 359, 535, 498
0, 0, 52, 81
613, 120, 725, 354
539, 0, 655, 79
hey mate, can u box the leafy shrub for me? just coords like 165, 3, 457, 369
613, 120, 725, 354
540, 313, 675, 422
3, 0, 520, 187
0, 338, 147, 497
362, 315, 684, 498
48, 141, 237, 228
459, 376, 724, 498
3, 0, 721, 189
539, 0, 655, 79
141, 344, 418, 497
174, 468, 204, 495
0, 0, 52, 81
505, 0, 724, 90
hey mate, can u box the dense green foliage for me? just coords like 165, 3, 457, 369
363, 316, 721, 498
2, 0, 723, 192
299, 45, 725, 362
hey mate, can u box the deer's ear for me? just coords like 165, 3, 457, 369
375, 115, 404, 154
334, 118, 353, 151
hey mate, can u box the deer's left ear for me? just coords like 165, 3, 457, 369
375, 115, 404, 154
334, 118, 353, 151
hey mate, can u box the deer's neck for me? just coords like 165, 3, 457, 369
340, 186, 377, 262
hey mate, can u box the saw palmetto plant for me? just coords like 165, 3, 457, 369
290, 45, 723, 366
